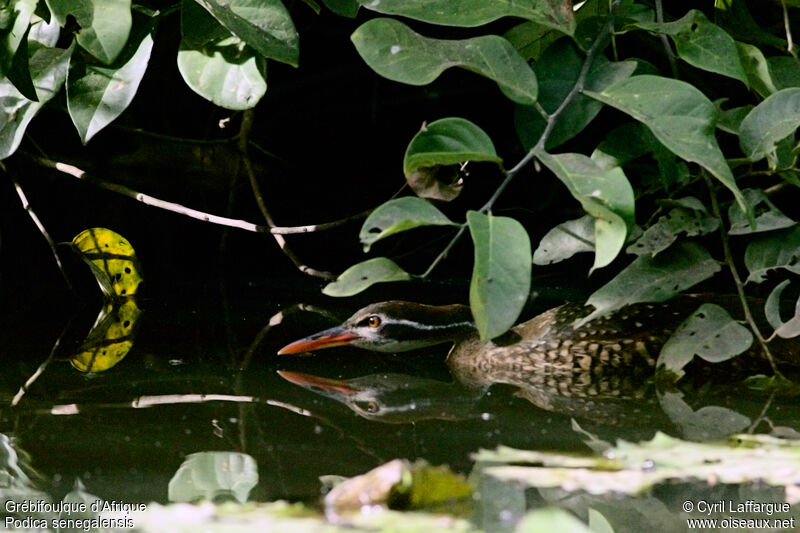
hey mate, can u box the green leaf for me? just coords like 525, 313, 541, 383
322, 257, 411, 297
736, 41, 776, 98
716, 104, 752, 135
585, 75, 748, 218
514, 38, 636, 150
467, 211, 531, 341
728, 188, 795, 235
533, 215, 594, 265
177, 39, 267, 110
590, 122, 650, 170
0, 44, 72, 159
169, 451, 258, 504
322, 0, 359, 17
627, 205, 719, 256
192, 0, 299, 67
633, 10, 746, 85
579, 241, 721, 327
403, 117, 501, 200
1, 0, 37, 99
355, 0, 575, 35
744, 225, 800, 283
503, 21, 558, 62
535, 151, 634, 272
739, 88, 800, 163
359, 197, 457, 252
67, 21, 154, 144
351, 18, 538, 105
181, 0, 231, 48
657, 303, 753, 374
768, 56, 800, 90
714, 0, 786, 49
658, 391, 751, 440
516, 508, 593, 533
46, 0, 132, 64
764, 280, 800, 339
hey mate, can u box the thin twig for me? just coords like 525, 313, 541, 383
781, 0, 800, 64
655, 0, 679, 78
28, 154, 368, 236
12, 318, 73, 406
237, 109, 336, 280
420, 1, 622, 278
703, 173, 782, 376
4, 167, 73, 291
111, 124, 239, 145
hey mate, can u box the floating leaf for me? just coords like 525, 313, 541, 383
467, 211, 531, 341
739, 88, 800, 163
744, 225, 800, 283
516, 508, 594, 533
533, 215, 594, 265
191, 0, 298, 66
633, 10, 746, 85
515, 38, 636, 150
585, 75, 749, 218
351, 18, 538, 105
359, 197, 456, 252
70, 299, 142, 372
403, 118, 502, 200
67, 19, 154, 143
627, 204, 718, 256
169, 451, 259, 503
535, 151, 634, 272
579, 242, 720, 327
728, 188, 795, 235
764, 280, 800, 339
356, 0, 575, 34
323, 257, 411, 297
46, 0, 132, 64
71, 228, 144, 298
657, 303, 753, 375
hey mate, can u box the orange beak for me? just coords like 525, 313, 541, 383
277, 370, 356, 395
277, 326, 359, 355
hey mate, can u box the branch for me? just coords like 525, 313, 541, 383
237, 109, 337, 280
655, 0, 680, 78
703, 173, 783, 376
3, 164, 73, 291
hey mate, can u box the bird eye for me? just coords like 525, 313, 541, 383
367, 315, 381, 328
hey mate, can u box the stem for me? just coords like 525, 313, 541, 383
781, 0, 800, 64
420, 1, 622, 278
655, 0, 679, 78
703, 173, 782, 376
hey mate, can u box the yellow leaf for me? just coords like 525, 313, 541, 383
70, 299, 143, 373
71, 228, 144, 298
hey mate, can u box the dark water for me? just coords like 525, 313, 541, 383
1, 280, 799, 527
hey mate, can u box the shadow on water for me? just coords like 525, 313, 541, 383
2, 281, 800, 530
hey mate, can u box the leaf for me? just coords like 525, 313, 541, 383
535, 151, 634, 272
627, 204, 719, 256
736, 41, 776, 98
46, 0, 132, 64
516, 508, 593, 533
70, 299, 142, 372
590, 122, 650, 170
67, 20, 154, 143
1, 0, 37, 99
192, 0, 299, 66
322, 0, 359, 17
764, 281, 800, 339
514, 38, 636, 150
71, 228, 144, 298
728, 188, 795, 235
767, 56, 800, 90
533, 215, 594, 265
585, 75, 748, 218
739, 88, 800, 163
579, 241, 721, 327
503, 21, 558, 62
467, 211, 531, 341
403, 117, 502, 200
169, 452, 259, 504
0, 44, 72, 159
359, 197, 456, 252
633, 10, 746, 85
716, 104, 752, 135
322, 257, 411, 297
744, 225, 800, 283
355, 0, 575, 35
657, 303, 753, 375
658, 391, 751, 440
351, 18, 538, 105
177, 40, 267, 110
